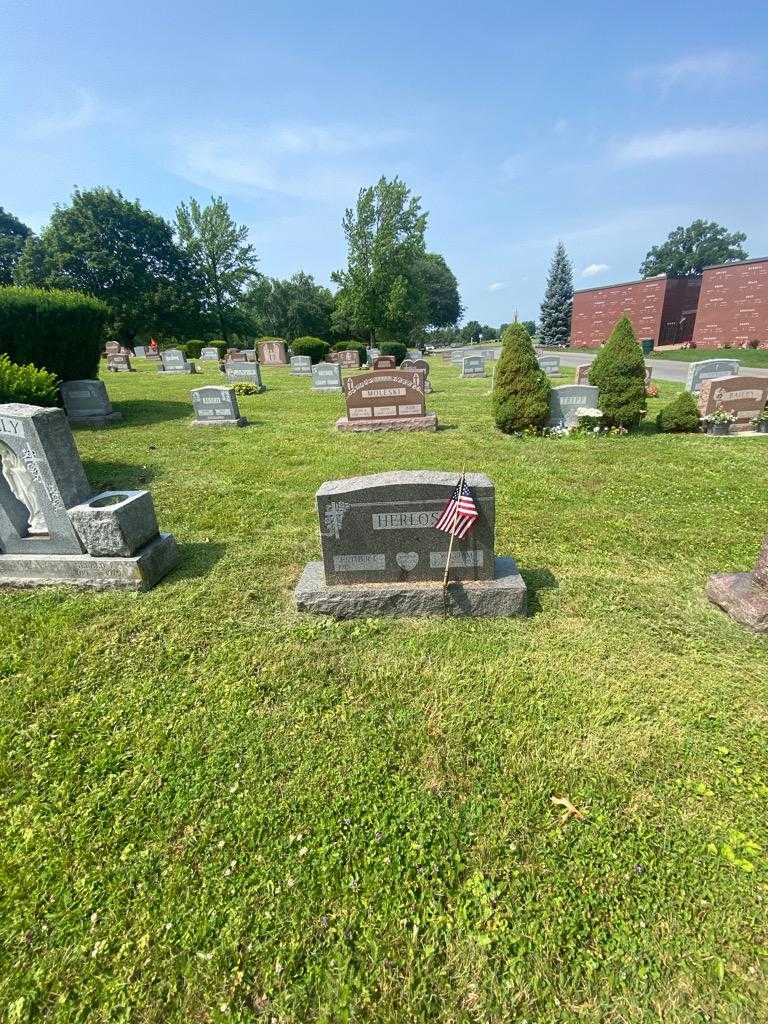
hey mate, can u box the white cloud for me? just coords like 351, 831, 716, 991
27, 88, 99, 139
174, 123, 411, 202
488, 281, 508, 292
632, 50, 756, 90
581, 263, 609, 277
612, 124, 768, 163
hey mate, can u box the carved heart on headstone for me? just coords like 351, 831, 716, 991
396, 551, 419, 572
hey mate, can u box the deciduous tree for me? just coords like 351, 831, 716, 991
640, 220, 748, 278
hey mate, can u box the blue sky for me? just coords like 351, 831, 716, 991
1, 0, 766, 323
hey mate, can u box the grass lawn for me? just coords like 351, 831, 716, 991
650, 349, 768, 369
2, 359, 767, 1023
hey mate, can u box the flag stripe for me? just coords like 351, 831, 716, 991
434, 478, 480, 538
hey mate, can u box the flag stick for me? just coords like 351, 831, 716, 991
442, 467, 466, 591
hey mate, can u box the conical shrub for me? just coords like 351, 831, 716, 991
492, 323, 551, 433
656, 390, 701, 432
588, 315, 647, 428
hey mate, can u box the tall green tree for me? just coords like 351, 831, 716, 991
245, 271, 334, 340
461, 320, 483, 343
492, 322, 551, 433
332, 176, 427, 343
639, 219, 748, 278
19, 187, 204, 342
411, 252, 463, 330
588, 315, 647, 428
0, 207, 32, 285
13, 235, 55, 287
539, 241, 573, 346
175, 196, 258, 344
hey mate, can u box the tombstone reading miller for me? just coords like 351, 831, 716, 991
294, 470, 527, 618
191, 386, 247, 427
337, 368, 437, 432
0, 403, 179, 590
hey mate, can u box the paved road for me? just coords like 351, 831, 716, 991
556, 350, 768, 384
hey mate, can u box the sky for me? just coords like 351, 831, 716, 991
1, 0, 767, 324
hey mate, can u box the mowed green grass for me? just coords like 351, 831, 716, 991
1, 358, 767, 1024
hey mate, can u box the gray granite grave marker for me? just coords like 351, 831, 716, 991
160, 348, 197, 374
200, 346, 220, 361
133, 345, 147, 358
290, 355, 313, 376
462, 355, 485, 378
312, 362, 343, 392
548, 385, 600, 428
537, 355, 561, 376
685, 358, 740, 395
60, 380, 122, 428
224, 360, 265, 391
191, 386, 246, 427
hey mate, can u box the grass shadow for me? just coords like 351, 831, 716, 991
172, 541, 228, 580
81, 460, 157, 490
520, 566, 558, 616
111, 399, 193, 426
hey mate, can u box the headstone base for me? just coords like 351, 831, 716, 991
67, 411, 123, 428
0, 533, 179, 592
335, 413, 438, 433
191, 416, 248, 427
706, 572, 768, 633
294, 556, 527, 619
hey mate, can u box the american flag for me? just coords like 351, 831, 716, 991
435, 477, 480, 539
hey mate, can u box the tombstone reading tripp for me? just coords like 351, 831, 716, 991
707, 534, 768, 633
224, 361, 265, 391
698, 375, 768, 431
159, 348, 197, 374
257, 339, 288, 365
294, 470, 527, 618
0, 403, 178, 590
548, 385, 600, 428
372, 355, 397, 370
685, 358, 741, 395
337, 368, 437, 432
191, 386, 247, 427
462, 355, 485, 378
311, 362, 343, 392
200, 346, 220, 361
537, 355, 561, 376
290, 355, 313, 376
60, 380, 122, 428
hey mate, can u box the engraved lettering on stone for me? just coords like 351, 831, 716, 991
372, 510, 440, 530
333, 553, 386, 571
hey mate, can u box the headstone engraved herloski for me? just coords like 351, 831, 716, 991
191, 386, 247, 427
337, 368, 437, 432
294, 471, 527, 618
60, 381, 122, 428
707, 535, 768, 633
0, 404, 179, 590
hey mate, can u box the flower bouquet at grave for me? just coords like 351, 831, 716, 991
232, 382, 262, 396
575, 407, 604, 432
704, 409, 736, 435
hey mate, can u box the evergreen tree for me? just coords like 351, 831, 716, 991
538, 242, 573, 347
588, 315, 647, 428
492, 322, 551, 433
656, 391, 700, 433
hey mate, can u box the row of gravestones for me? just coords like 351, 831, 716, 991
458, 354, 561, 378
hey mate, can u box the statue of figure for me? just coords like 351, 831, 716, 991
0, 442, 47, 535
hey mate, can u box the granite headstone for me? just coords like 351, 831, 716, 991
547, 385, 600, 428
60, 380, 122, 428
698, 375, 768, 431
191, 386, 246, 427
685, 358, 741, 395
311, 362, 343, 392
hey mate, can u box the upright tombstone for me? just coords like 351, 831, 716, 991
160, 348, 197, 374
258, 339, 288, 365
225, 348, 244, 362
462, 355, 486, 378
372, 355, 397, 370
537, 355, 561, 377
242, 349, 258, 362
191, 386, 247, 427
294, 471, 527, 618
685, 358, 741, 395
332, 349, 361, 369
311, 362, 343, 392
644, 366, 653, 387
547, 385, 600, 428
575, 364, 591, 385
707, 535, 768, 633
0, 404, 178, 589
698, 375, 768, 431
406, 349, 423, 361
290, 355, 313, 376
107, 351, 133, 372
402, 358, 432, 393
60, 380, 122, 428
337, 368, 436, 432
367, 347, 381, 363
133, 345, 147, 359
200, 346, 220, 362
224, 361, 265, 392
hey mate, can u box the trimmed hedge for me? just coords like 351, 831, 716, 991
0, 286, 108, 382
588, 315, 647, 429
0, 353, 59, 406
492, 323, 551, 433
292, 337, 330, 363
378, 342, 406, 366
656, 391, 701, 433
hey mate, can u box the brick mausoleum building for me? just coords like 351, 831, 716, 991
570, 256, 768, 349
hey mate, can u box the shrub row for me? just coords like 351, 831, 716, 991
0, 353, 59, 406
